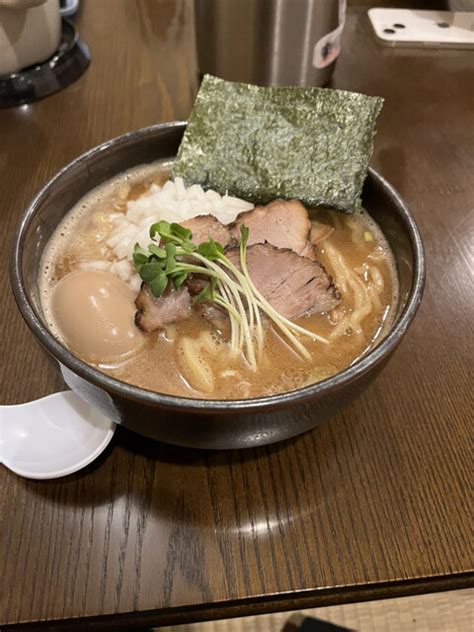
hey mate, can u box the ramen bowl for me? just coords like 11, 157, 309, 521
10, 122, 425, 449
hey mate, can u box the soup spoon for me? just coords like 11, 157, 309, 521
0, 391, 115, 480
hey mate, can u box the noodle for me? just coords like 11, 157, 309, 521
330, 317, 352, 338
368, 286, 382, 311
310, 220, 334, 245
323, 242, 349, 293
369, 265, 384, 290
176, 335, 215, 392
350, 298, 373, 332
324, 241, 377, 336
348, 215, 364, 243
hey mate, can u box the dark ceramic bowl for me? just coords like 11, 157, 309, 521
10, 122, 425, 449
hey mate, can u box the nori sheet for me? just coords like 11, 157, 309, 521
173, 75, 383, 213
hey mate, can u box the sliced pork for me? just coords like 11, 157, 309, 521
182, 214, 231, 248
135, 283, 191, 332
226, 244, 340, 319
136, 243, 339, 331
185, 273, 208, 296
230, 199, 315, 258
135, 200, 340, 332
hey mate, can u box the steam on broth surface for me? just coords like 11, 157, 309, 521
40, 161, 399, 400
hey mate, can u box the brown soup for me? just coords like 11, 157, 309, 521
40, 162, 399, 400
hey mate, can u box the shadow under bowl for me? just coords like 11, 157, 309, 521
10, 122, 425, 449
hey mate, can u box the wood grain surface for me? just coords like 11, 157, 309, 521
1, 1, 472, 629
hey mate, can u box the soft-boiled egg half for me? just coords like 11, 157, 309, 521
50, 270, 144, 363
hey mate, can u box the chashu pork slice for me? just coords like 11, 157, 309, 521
135, 242, 339, 332
135, 283, 191, 332
181, 214, 232, 248
225, 244, 340, 320
230, 199, 316, 259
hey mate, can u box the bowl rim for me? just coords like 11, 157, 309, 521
10, 121, 426, 414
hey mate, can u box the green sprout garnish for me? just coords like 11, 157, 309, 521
133, 220, 327, 370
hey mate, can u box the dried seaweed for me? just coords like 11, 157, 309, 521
173, 75, 383, 213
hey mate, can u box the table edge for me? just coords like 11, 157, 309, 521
3, 571, 473, 631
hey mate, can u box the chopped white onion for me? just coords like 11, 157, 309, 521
78, 179, 254, 290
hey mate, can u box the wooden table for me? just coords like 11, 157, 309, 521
1, 2, 472, 629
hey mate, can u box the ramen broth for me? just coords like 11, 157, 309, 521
40, 162, 399, 400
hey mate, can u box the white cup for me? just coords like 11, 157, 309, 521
0, 0, 61, 75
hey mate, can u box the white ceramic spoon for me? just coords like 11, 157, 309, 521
0, 391, 115, 480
